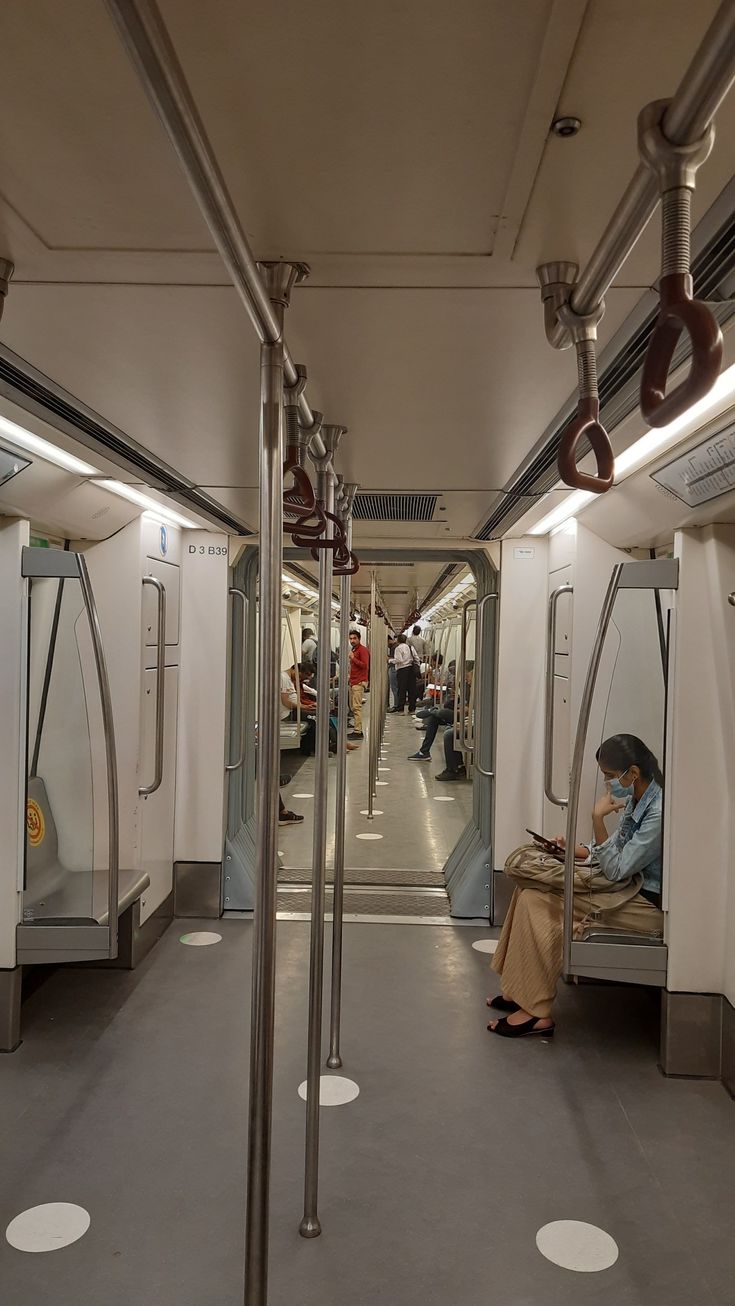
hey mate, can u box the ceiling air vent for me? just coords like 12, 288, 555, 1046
353, 493, 438, 522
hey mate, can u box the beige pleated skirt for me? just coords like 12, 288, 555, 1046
491, 886, 664, 1019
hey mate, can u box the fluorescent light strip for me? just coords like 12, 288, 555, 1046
0, 414, 98, 476
96, 479, 198, 529
529, 361, 735, 536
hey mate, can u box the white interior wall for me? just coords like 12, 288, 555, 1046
0, 519, 28, 968
666, 526, 735, 999
83, 518, 144, 871
494, 536, 548, 868
173, 532, 230, 864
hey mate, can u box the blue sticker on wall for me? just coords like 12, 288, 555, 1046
160, 524, 168, 556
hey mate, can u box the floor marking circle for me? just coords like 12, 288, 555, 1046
356, 832, 383, 840
472, 938, 498, 954
376, 780, 389, 786
180, 932, 222, 946
378, 766, 391, 771
298, 1076, 360, 1106
535, 1221, 619, 1273
292, 793, 313, 799
6, 1204, 91, 1253
433, 795, 455, 802
360, 809, 383, 816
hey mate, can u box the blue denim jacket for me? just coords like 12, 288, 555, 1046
593, 780, 663, 896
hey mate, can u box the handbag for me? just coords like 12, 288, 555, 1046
504, 843, 643, 914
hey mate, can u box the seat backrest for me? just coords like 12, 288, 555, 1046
25, 775, 64, 902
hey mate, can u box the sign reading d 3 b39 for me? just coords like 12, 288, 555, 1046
188, 544, 228, 556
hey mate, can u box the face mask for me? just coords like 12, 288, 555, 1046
607, 773, 633, 800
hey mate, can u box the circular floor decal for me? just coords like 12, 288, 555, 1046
360, 809, 383, 816
378, 766, 391, 772
180, 932, 222, 947
356, 832, 383, 840
376, 780, 389, 786
433, 795, 455, 802
472, 938, 498, 954
6, 1204, 91, 1253
535, 1220, 619, 1273
292, 793, 313, 799
298, 1076, 360, 1106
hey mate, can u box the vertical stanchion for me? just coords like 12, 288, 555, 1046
367, 570, 378, 819
328, 483, 357, 1071
243, 263, 293, 1306
300, 425, 343, 1238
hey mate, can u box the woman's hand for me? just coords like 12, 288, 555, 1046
555, 836, 590, 860
593, 792, 625, 820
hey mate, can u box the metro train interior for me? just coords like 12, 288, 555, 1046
2, 2, 735, 1303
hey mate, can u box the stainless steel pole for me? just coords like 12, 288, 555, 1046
300, 435, 339, 1239
328, 487, 356, 1070
562, 566, 622, 977
569, 1, 735, 321
367, 570, 377, 819
242, 265, 287, 1306
104, 0, 328, 448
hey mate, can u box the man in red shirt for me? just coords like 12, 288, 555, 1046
347, 629, 370, 740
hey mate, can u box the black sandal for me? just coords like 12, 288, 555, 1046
487, 1015, 555, 1038
486, 995, 520, 1013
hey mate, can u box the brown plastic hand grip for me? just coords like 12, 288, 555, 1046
334, 550, 360, 576
557, 396, 615, 495
300, 509, 347, 555
640, 273, 723, 428
285, 501, 327, 539
283, 456, 316, 517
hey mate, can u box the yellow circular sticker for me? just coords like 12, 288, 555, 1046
26, 798, 45, 848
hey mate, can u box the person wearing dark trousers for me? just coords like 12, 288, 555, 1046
394, 634, 419, 712
435, 724, 467, 780
407, 706, 454, 759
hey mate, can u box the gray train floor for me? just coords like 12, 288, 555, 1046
278, 709, 473, 876
2, 916, 734, 1304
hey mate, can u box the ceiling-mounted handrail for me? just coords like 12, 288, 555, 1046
556, 302, 614, 494
104, 0, 332, 466
638, 98, 723, 427
538, 3, 735, 352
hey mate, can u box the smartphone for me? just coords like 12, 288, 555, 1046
526, 828, 564, 857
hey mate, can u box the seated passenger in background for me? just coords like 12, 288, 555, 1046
408, 661, 458, 760
488, 734, 664, 1039
435, 662, 473, 779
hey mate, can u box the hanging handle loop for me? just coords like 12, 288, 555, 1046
556, 301, 614, 495
638, 99, 722, 428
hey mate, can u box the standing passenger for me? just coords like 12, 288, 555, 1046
347, 629, 370, 740
301, 626, 317, 664
394, 634, 419, 712
387, 636, 399, 712
408, 624, 428, 662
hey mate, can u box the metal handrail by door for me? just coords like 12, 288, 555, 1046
472, 593, 497, 780
456, 599, 476, 751
225, 587, 247, 772
20, 546, 121, 959
544, 584, 573, 808
77, 554, 121, 954
139, 575, 166, 797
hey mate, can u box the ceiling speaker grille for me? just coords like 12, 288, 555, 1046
353, 492, 438, 521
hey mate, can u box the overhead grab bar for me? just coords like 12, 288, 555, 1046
225, 587, 247, 772
472, 592, 497, 780
538, 3, 735, 347
544, 584, 573, 808
556, 302, 614, 494
638, 99, 723, 427
139, 575, 166, 797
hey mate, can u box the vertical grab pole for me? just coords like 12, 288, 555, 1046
300, 425, 342, 1238
328, 484, 356, 1070
243, 262, 294, 1306
562, 566, 623, 977
367, 570, 377, 819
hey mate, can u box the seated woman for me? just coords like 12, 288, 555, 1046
488, 733, 664, 1039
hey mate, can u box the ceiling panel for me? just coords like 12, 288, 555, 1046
515, 0, 734, 282
158, 0, 552, 256
0, 0, 213, 252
